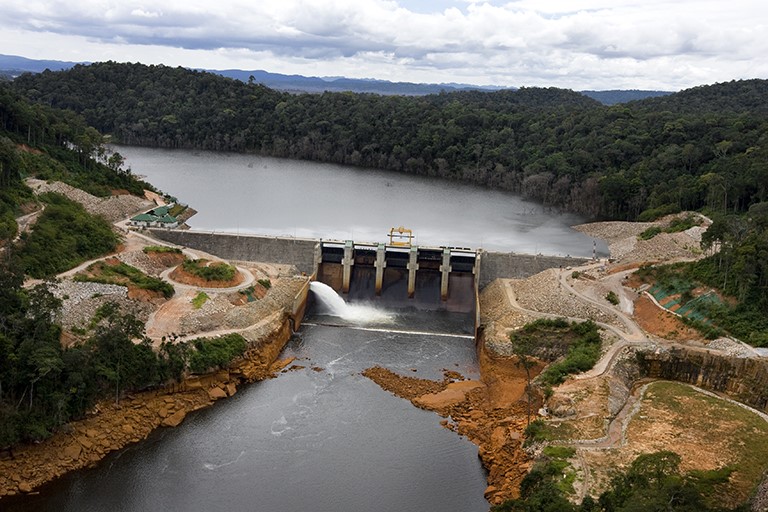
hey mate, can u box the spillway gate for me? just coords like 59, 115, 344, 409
317, 240, 478, 314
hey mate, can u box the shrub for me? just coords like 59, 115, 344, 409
192, 292, 209, 309
257, 278, 272, 289
536, 320, 602, 386
143, 245, 182, 254
188, 334, 247, 374
523, 419, 552, 446
666, 214, 700, 233
605, 291, 619, 305
637, 203, 681, 222
639, 226, 662, 240
542, 445, 576, 459
182, 258, 236, 282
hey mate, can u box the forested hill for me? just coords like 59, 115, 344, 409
630, 79, 768, 114
11, 62, 768, 221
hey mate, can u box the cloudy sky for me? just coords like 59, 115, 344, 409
0, 0, 766, 90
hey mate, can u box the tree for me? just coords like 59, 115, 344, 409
510, 331, 537, 425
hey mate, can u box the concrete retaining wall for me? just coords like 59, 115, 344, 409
150, 230, 319, 275
151, 230, 588, 288
637, 347, 768, 413
479, 252, 589, 288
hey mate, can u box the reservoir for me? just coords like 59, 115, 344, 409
117, 146, 606, 256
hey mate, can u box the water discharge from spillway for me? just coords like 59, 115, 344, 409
309, 281, 395, 325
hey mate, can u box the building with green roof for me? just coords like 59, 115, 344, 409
130, 204, 180, 228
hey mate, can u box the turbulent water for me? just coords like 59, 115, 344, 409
309, 281, 395, 325
117, 145, 607, 256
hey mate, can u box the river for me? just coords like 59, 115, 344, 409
5, 318, 490, 512
117, 146, 606, 256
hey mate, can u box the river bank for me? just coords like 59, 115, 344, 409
0, 301, 300, 500
363, 337, 535, 506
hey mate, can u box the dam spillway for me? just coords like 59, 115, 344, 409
149, 229, 590, 336
317, 241, 478, 313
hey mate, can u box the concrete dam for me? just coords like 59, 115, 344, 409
150, 229, 589, 333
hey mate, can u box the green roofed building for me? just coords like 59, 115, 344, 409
130, 204, 180, 228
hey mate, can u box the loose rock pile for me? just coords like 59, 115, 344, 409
50, 280, 153, 329
706, 338, 756, 358
480, 280, 535, 355
509, 269, 620, 327
26, 179, 152, 223
573, 213, 708, 264
179, 277, 307, 335
118, 250, 165, 276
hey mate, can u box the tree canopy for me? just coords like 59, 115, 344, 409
12, 63, 768, 221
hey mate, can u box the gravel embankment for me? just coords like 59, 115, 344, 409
480, 279, 535, 355
706, 338, 757, 358
509, 269, 621, 328
179, 277, 307, 335
48, 281, 153, 329
118, 250, 168, 277
573, 215, 707, 264
26, 179, 152, 223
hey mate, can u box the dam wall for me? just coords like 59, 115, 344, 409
150, 230, 319, 275
150, 230, 589, 288
478, 252, 589, 288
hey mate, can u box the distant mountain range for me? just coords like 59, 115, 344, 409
0, 53, 673, 104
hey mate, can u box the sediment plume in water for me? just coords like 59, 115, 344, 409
310, 282, 394, 324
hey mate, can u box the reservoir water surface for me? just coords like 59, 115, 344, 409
118, 146, 605, 256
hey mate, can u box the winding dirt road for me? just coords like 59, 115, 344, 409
499, 259, 768, 501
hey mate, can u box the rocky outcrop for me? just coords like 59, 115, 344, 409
26, 179, 152, 223
636, 347, 768, 412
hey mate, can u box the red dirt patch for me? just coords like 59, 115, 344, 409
145, 251, 185, 269
633, 294, 704, 341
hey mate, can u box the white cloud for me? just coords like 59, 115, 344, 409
0, 0, 766, 89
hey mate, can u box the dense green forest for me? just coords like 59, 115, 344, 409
0, 83, 150, 244
12, 63, 768, 221
0, 87, 254, 447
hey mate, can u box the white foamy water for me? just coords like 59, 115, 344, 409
310, 281, 394, 324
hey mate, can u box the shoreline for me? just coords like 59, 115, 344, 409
363, 336, 535, 506
0, 312, 296, 500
